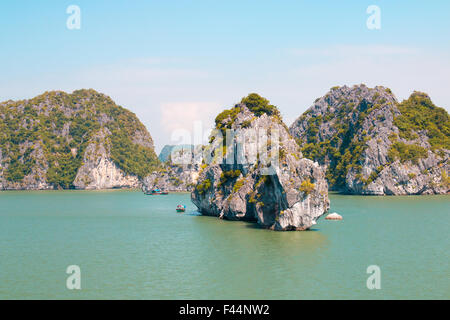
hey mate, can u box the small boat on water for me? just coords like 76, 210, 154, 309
176, 205, 186, 212
145, 188, 169, 195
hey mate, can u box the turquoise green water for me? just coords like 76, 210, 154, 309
0, 190, 448, 299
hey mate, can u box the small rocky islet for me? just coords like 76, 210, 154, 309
191, 94, 330, 230
1, 85, 449, 230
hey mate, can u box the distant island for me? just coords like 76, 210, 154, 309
158, 145, 195, 163
1, 85, 448, 196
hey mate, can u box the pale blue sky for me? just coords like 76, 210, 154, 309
1, 1, 449, 152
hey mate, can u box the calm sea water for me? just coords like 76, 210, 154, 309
0, 190, 448, 299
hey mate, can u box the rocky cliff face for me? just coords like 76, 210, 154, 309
191, 94, 329, 231
0, 140, 52, 190
142, 145, 202, 192
72, 128, 141, 189
142, 165, 200, 192
289, 85, 449, 195
0, 90, 159, 190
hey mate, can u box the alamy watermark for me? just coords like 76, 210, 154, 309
169, 122, 282, 175
366, 265, 381, 290
66, 5, 81, 30
66, 265, 81, 290
366, 5, 381, 30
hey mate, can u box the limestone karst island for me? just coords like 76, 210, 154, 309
1, 85, 449, 234
2, 0, 449, 303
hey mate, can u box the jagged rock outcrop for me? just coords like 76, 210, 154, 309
142, 165, 199, 192
0, 89, 159, 190
142, 145, 202, 192
191, 94, 329, 231
289, 84, 449, 195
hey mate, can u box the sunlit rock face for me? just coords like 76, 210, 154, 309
73, 129, 141, 190
290, 85, 449, 195
192, 95, 329, 231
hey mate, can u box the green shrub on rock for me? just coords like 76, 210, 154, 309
299, 179, 315, 195
388, 141, 428, 164
394, 92, 450, 150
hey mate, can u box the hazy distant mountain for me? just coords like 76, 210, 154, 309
158, 144, 195, 162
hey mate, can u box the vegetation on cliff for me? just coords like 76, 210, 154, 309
214, 93, 284, 141
0, 89, 159, 189
393, 91, 450, 150
289, 85, 449, 195
294, 86, 387, 189
192, 94, 329, 231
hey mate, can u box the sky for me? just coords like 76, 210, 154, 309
1, 0, 449, 153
